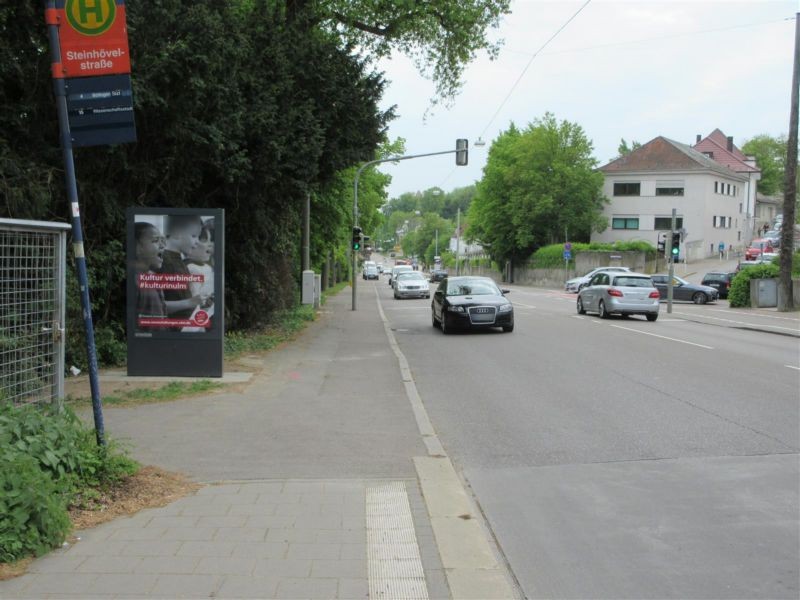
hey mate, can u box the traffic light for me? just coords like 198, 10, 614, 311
352, 226, 362, 251
657, 234, 666, 253
670, 232, 681, 260
455, 138, 468, 166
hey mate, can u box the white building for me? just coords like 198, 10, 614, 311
592, 136, 750, 261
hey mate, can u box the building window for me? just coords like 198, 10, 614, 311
714, 182, 719, 193
727, 183, 731, 195
738, 231, 741, 241
654, 217, 684, 230
733, 185, 737, 196
655, 187, 684, 196
613, 182, 640, 196
612, 217, 639, 230
739, 203, 742, 213
704, 152, 714, 159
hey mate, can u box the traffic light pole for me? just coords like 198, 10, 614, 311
667, 208, 676, 314
352, 148, 463, 311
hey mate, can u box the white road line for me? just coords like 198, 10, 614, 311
571, 315, 584, 320
674, 311, 800, 333
609, 324, 714, 349
785, 365, 800, 371
512, 301, 537, 308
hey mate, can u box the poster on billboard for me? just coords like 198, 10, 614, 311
126, 208, 224, 377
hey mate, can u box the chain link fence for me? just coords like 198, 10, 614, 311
0, 219, 70, 407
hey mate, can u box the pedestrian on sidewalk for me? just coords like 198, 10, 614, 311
718, 241, 725, 260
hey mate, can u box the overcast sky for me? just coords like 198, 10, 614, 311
375, 0, 798, 199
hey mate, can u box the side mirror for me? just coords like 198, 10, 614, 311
501, 289, 510, 294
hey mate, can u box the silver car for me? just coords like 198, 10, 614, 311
394, 272, 430, 299
565, 266, 631, 293
577, 272, 660, 321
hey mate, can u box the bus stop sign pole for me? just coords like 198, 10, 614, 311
44, 1, 106, 445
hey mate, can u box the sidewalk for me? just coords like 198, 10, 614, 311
0, 286, 518, 599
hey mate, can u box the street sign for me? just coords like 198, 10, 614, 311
563, 250, 572, 260
564, 242, 572, 251
65, 74, 136, 147
55, 0, 132, 78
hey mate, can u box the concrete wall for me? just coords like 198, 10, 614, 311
460, 251, 655, 287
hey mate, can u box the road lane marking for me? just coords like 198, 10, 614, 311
674, 311, 800, 333
609, 324, 713, 349
786, 365, 800, 371
512, 301, 537, 308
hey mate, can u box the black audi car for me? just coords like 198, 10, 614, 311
431, 276, 514, 333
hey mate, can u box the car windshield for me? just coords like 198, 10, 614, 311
397, 273, 424, 281
613, 276, 653, 287
393, 267, 412, 274
446, 279, 500, 296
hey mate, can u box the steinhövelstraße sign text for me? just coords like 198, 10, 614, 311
55, 0, 131, 78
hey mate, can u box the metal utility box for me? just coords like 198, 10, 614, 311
301, 270, 315, 305
750, 278, 777, 308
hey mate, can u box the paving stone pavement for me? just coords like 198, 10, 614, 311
0, 479, 448, 600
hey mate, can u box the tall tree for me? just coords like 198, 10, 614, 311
742, 134, 788, 197
617, 138, 641, 158
310, 0, 511, 102
468, 114, 607, 265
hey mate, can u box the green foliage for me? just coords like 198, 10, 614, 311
528, 241, 656, 269
728, 264, 780, 307
317, 0, 511, 102
467, 114, 608, 265
617, 138, 641, 157
741, 134, 787, 197
0, 452, 71, 563
0, 404, 138, 562
224, 304, 315, 358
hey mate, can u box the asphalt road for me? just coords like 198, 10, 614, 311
369, 271, 799, 599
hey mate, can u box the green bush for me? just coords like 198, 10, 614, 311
728, 264, 780, 307
0, 404, 138, 562
529, 241, 657, 269
0, 452, 71, 562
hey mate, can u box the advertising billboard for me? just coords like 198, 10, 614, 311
126, 208, 224, 376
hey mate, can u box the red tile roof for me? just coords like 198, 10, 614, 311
692, 129, 759, 173
600, 136, 747, 180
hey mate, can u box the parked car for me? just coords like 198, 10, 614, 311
429, 269, 448, 283
394, 272, 430, 299
388, 265, 413, 286
745, 239, 775, 261
376, 263, 384, 273
763, 231, 781, 247
363, 266, 379, 280
650, 274, 718, 304
700, 271, 735, 299
565, 266, 631, 293
577, 272, 660, 320
431, 276, 514, 333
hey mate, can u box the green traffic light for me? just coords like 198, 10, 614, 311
671, 247, 678, 254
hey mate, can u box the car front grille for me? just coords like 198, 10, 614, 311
468, 305, 497, 324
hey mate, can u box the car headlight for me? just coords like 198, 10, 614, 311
448, 305, 465, 313
498, 304, 513, 313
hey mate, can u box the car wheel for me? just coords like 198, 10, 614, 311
431, 310, 439, 328
577, 297, 586, 314
646, 313, 658, 322
394, 292, 399, 299
502, 324, 514, 333
441, 313, 450, 334
598, 300, 609, 319
692, 292, 707, 305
